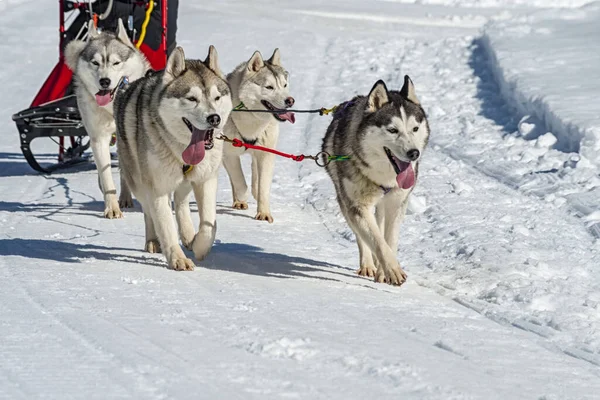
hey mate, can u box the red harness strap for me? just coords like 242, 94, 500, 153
230, 138, 306, 162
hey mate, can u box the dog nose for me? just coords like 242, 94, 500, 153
285, 97, 295, 108
206, 114, 221, 127
407, 149, 420, 161
99, 78, 111, 89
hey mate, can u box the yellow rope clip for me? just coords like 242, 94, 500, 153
319, 105, 338, 116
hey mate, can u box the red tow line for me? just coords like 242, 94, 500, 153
229, 138, 307, 162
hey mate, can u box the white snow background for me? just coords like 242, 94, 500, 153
0, 0, 599, 399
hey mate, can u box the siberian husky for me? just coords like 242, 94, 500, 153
114, 46, 232, 270
65, 19, 150, 218
322, 76, 430, 286
222, 49, 295, 223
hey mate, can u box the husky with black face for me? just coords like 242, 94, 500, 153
222, 49, 295, 223
322, 76, 429, 286
65, 19, 150, 218
114, 46, 232, 271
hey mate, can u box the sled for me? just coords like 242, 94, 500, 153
12, 0, 177, 173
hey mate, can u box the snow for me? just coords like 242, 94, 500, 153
481, 2, 600, 232
1, 1, 600, 399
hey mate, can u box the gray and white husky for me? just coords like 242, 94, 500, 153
65, 19, 150, 218
222, 49, 295, 223
114, 46, 232, 270
322, 76, 429, 286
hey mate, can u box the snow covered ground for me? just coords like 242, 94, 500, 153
481, 3, 600, 235
1, 1, 599, 399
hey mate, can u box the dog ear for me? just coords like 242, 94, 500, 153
86, 20, 99, 41
116, 18, 134, 48
64, 40, 86, 72
247, 51, 264, 73
400, 75, 420, 105
267, 48, 281, 66
204, 45, 224, 78
164, 46, 186, 83
367, 80, 390, 112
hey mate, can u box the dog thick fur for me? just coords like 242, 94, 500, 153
322, 76, 429, 286
65, 19, 149, 218
114, 46, 232, 270
222, 49, 295, 223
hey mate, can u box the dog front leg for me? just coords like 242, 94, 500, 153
222, 149, 249, 210
254, 150, 275, 223
146, 193, 194, 271
174, 183, 195, 250
344, 205, 407, 286
381, 191, 409, 250
190, 177, 218, 261
90, 136, 122, 219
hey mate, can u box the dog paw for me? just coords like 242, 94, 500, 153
169, 256, 195, 271
232, 201, 248, 210
357, 265, 377, 278
192, 231, 215, 261
118, 194, 134, 209
104, 206, 123, 219
255, 212, 274, 223
375, 266, 407, 286
145, 239, 161, 254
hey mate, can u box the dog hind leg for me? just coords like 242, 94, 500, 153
223, 152, 249, 210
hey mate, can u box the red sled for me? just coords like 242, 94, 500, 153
12, 0, 178, 173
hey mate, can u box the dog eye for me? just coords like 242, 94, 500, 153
214, 96, 221, 101
91, 61, 100, 66
284, 84, 288, 88
113, 61, 121, 66
413, 126, 419, 132
387, 127, 399, 134
187, 96, 198, 103
265, 85, 274, 90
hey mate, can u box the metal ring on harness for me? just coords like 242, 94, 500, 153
315, 151, 330, 167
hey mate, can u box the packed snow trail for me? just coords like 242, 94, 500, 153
1, 1, 599, 399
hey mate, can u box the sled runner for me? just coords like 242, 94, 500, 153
12, 0, 178, 173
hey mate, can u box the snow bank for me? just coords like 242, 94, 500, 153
481, 2, 600, 165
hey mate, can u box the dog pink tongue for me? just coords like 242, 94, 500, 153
279, 111, 296, 124
396, 163, 416, 189
182, 128, 206, 165
95, 91, 112, 107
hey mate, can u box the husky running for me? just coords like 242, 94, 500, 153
114, 46, 232, 270
65, 19, 150, 218
222, 49, 295, 223
322, 76, 430, 286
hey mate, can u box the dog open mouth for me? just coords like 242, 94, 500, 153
384, 147, 415, 189
261, 100, 295, 124
181, 118, 214, 165
95, 89, 112, 107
